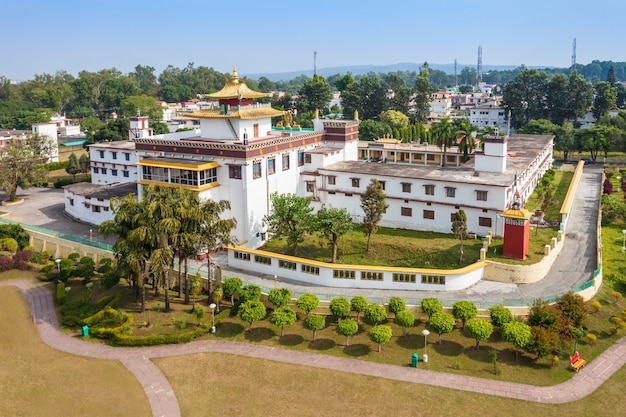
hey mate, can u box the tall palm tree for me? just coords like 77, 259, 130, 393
454, 119, 477, 163
432, 118, 456, 167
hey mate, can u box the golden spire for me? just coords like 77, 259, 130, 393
232, 66, 239, 83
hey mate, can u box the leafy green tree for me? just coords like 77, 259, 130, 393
384, 73, 411, 114
264, 193, 314, 256
350, 296, 369, 323
297, 74, 332, 114
421, 298, 443, 318
296, 293, 320, 318
316, 205, 353, 263
364, 304, 387, 326
239, 284, 262, 303
554, 123, 577, 161
455, 119, 477, 162
151, 121, 169, 135
268, 287, 292, 308
517, 119, 558, 135
412, 63, 433, 123
466, 318, 493, 350
329, 297, 351, 318
257, 76, 276, 93
555, 291, 588, 338
129, 64, 158, 96
270, 306, 297, 337
593, 81, 617, 120
358, 119, 392, 141
395, 310, 415, 337
222, 277, 243, 305
360, 179, 388, 252
239, 300, 267, 332
380, 110, 409, 131
452, 300, 478, 329
304, 314, 326, 341
337, 318, 359, 346
189, 273, 202, 311
502, 321, 532, 358
0, 134, 52, 201
430, 311, 456, 343
489, 305, 513, 327
451, 209, 468, 261
122, 95, 162, 120
432, 118, 456, 167
212, 284, 224, 313
527, 299, 559, 330
341, 75, 390, 121
78, 154, 90, 176
525, 326, 558, 360
502, 68, 549, 129
369, 325, 393, 352
65, 153, 81, 180
388, 297, 406, 316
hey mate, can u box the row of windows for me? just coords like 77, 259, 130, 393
302, 264, 320, 275
93, 167, 130, 177
142, 166, 217, 186
98, 150, 131, 161
400, 207, 493, 227
279, 260, 297, 270
333, 270, 356, 279
233, 152, 307, 180
254, 255, 272, 265
233, 251, 251, 261
393, 273, 416, 283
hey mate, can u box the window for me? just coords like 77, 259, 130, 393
427, 154, 435, 161
402, 182, 412, 193
69, 198, 74, 206
111, 169, 118, 176
101, 168, 107, 174
446, 155, 456, 164
445, 187, 456, 198
123, 171, 129, 178
92, 206, 101, 213
305, 154, 312, 164
392, 273, 416, 283
111, 151, 117, 160
282, 154, 290, 171
93, 167, 99, 174
421, 275, 446, 285
401, 207, 412, 217
234, 251, 251, 261
424, 184, 435, 195
328, 175, 336, 185
254, 255, 272, 265
451, 213, 457, 222
306, 182, 315, 193
253, 161, 262, 179
267, 158, 275, 175
351, 178, 360, 188
476, 190, 488, 201
298, 151, 304, 166
229, 165, 242, 179
360, 271, 383, 281
279, 260, 297, 270
479, 217, 492, 227
333, 270, 356, 279
423, 210, 435, 220
98, 150, 104, 158
379, 181, 385, 190
124, 153, 130, 161
344, 193, 352, 197
301, 264, 320, 275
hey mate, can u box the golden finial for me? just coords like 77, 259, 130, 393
314, 109, 319, 119
232, 66, 239, 83
354, 110, 359, 121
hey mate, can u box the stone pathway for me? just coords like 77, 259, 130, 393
3, 279, 626, 417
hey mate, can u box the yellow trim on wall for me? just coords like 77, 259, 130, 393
138, 160, 220, 171
560, 160, 584, 215
139, 180, 220, 192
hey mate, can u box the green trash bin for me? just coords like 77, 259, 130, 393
81, 325, 89, 337
411, 353, 419, 368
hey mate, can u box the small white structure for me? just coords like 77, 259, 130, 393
63, 182, 137, 224
89, 141, 139, 185
31, 122, 59, 162
469, 101, 506, 128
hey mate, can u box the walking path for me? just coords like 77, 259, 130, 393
3, 279, 625, 417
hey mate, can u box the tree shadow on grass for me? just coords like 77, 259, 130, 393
243, 327, 275, 342
432, 340, 464, 356
279, 334, 304, 346
215, 322, 244, 338
395, 334, 420, 349
309, 338, 335, 351
343, 343, 370, 357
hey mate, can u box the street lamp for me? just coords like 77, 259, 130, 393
209, 303, 216, 333
89, 229, 93, 244
55, 258, 61, 272
421, 329, 430, 361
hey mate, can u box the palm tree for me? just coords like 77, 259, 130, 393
431, 118, 456, 167
454, 119, 477, 163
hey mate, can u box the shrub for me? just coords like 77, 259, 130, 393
552, 355, 559, 368
387, 297, 406, 315
2, 238, 19, 253
585, 333, 597, 344
421, 298, 443, 318
113, 325, 210, 347
100, 271, 120, 288
42, 160, 69, 171
0, 255, 14, 271
56, 283, 66, 305
489, 305, 513, 327
67, 253, 81, 261
611, 291, 623, 304
608, 326, 620, 336
13, 249, 33, 263
175, 319, 188, 330
29, 251, 48, 264
590, 301, 602, 313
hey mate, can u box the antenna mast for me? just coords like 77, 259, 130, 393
454, 59, 458, 87
314, 51, 317, 76
571, 38, 576, 70
476, 46, 483, 88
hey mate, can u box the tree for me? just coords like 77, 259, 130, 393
554, 123, 577, 161
431, 118, 456, 167
364, 304, 387, 326
270, 306, 297, 337
388, 297, 406, 316
340, 75, 389, 121
297, 74, 332, 114
239, 284, 261, 303
268, 287, 292, 308
358, 119, 391, 142
316, 205, 353, 263
263, 193, 314, 256
189, 273, 202, 312
555, 291, 588, 338
451, 209, 468, 261
395, 310, 415, 337
329, 297, 351, 318
429, 311, 455, 343
296, 293, 319, 318
525, 326, 558, 360
502, 68, 549, 129
593, 81, 617, 120
304, 314, 326, 342
369, 325, 393, 352
360, 179, 388, 252
122, 95, 162, 121
78, 154, 90, 176
466, 318, 493, 350
502, 321, 532, 358
412, 64, 432, 123
380, 110, 409, 131
489, 305, 513, 327
337, 318, 359, 346
222, 277, 243, 305
527, 299, 559, 330
351, 296, 368, 323
0, 134, 52, 201
238, 300, 266, 332
421, 298, 443, 318
212, 284, 224, 313
455, 119, 477, 162
452, 300, 478, 329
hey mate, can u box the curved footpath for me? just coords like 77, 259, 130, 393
2, 279, 625, 417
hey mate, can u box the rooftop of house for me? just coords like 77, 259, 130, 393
63, 182, 137, 199
88, 140, 136, 150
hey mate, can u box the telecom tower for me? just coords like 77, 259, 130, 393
454, 59, 458, 87
476, 46, 483, 88
314, 51, 317, 76
571, 38, 577, 71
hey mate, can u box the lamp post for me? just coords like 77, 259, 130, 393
55, 258, 62, 283
209, 303, 216, 333
89, 229, 93, 244
421, 329, 430, 361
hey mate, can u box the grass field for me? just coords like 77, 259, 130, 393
0, 283, 150, 417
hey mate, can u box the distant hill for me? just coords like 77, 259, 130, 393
248, 62, 542, 82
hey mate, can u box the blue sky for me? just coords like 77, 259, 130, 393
2, 0, 625, 81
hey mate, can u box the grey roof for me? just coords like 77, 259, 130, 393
63, 182, 137, 200
88, 140, 136, 150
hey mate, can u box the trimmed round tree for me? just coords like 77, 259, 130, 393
452, 300, 478, 329
466, 318, 493, 350
350, 296, 369, 323
268, 287, 292, 308
388, 296, 406, 317
329, 296, 351, 318
429, 311, 455, 344
369, 325, 393, 352
364, 303, 387, 326
238, 300, 267, 332
421, 298, 443, 318
337, 317, 358, 346
270, 306, 297, 337
296, 293, 320, 318
395, 310, 415, 337
304, 314, 326, 341
239, 284, 262, 303
502, 321, 532, 358
222, 277, 243, 305
489, 305, 513, 327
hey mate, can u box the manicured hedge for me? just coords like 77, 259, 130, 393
113, 325, 211, 347
56, 282, 66, 305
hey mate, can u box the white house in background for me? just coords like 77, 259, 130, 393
89, 141, 140, 185
577, 108, 621, 128
429, 91, 453, 118
64, 182, 137, 224
469, 101, 506, 128
31, 122, 59, 162
0, 129, 30, 151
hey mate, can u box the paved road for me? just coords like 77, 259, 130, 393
3, 279, 626, 417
